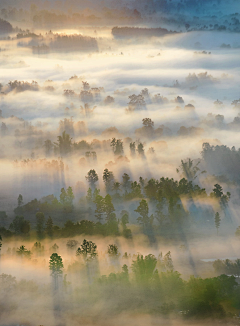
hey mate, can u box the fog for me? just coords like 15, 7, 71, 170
0, 1, 240, 325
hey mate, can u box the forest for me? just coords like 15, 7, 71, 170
0, 0, 240, 325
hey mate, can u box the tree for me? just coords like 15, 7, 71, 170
54, 131, 72, 155
76, 239, 97, 260
85, 169, 99, 189
131, 254, 157, 283
104, 194, 115, 222
176, 158, 206, 182
135, 199, 154, 228
93, 194, 105, 222
0, 234, 2, 252
210, 184, 231, 208
49, 253, 64, 275
67, 186, 74, 206
212, 184, 223, 198
142, 118, 154, 129
130, 142, 136, 156
107, 244, 119, 256
17, 194, 23, 207
66, 240, 79, 249
121, 210, 129, 229
86, 188, 93, 203
234, 259, 240, 278
49, 253, 64, 290
122, 173, 131, 193
215, 212, 221, 235
110, 138, 124, 155
59, 187, 74, 211
82, 81, 90, 90
80, 103, 96, 117
51, 243, 59, 252
137, 143, 144, 156
128, 181, 142, 199
45, 216, 53, 237
103, 168, 114, 192
36, 212, 45, 239
60, 188, 67, 205
16, 245, 31, 258
121, 264, 129, 281
10, 216, 30, 235
163, 251, 174, 271
112, 181, 121, 194
127, 94, 145, 111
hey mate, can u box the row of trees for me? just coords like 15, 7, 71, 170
15, 186, 74, 216
29, 239, 240, 319
5, 168, 230, 239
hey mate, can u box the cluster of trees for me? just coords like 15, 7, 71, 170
47, 239, 240, 318
201, 143, 240, 183
6, 80, 39, 93
112, 26, 177, 39
213, 258, 240, 277
0, 18, 13, 34
64, 81, 104, 102
3, 237, 240, 320
7, 209, 131, 239
1, 160, 230, 240
14, 187, 74, 217
19, 32, 99, 53
49, 33, 98, 52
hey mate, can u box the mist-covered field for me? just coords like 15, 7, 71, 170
0, 1, 240, 325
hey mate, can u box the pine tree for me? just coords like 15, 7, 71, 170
215, 212, 221, 235
17, 194, 23, 207
49, 253, 64, 290
49, 253, 64, 276
76, 239, 97, 260
85, 169, 99, 189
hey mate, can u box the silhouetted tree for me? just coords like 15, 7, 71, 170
135, 199, 154, 228
16, 245, 31, 258
112, 181, 121, 194
215, 212, 221, 235
137, 143, 144, 156
86, 169, 99, 189
111, 138, 124, 155
210, 184, 231, 208
103, 168, 114, 192
176, 158, 206, 182
17, 194, 23, 207
131, 254, 157, 283
104, 194, 115, 222
76, 239, 97, 260
10, 216, 30, 235
49, 253, 64, 290
142, 118, 154, 128
54, 131, 72, 155
107, 244, 119, 256
130, 142, 136, 156
93, 194, 105, 222
122, 173, 131, 193
66, 239, 79, 249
